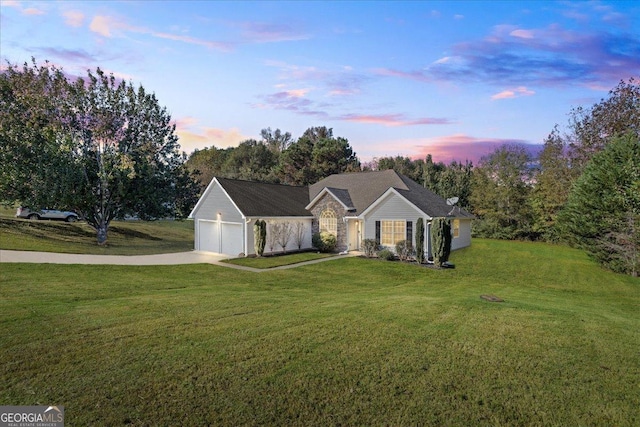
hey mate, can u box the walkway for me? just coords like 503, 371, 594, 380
0, 250, 355, 272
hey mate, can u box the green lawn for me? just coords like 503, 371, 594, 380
224, 251, 335, 268
1, 239, 638, 425
0, 216, 194, 255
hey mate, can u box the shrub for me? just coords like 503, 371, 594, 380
431, 217, 452, 267
415, 218, 425, 264
395, 239, 414, 262
312, 231, 337, 253
377, 249, 395, 261
361, 239, 378, 257
253, 220, 266, 256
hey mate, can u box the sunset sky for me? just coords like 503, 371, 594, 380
1, 1, 639, 164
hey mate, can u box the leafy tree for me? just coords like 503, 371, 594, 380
422, 154, 445, 192
470, 144, 534, 239
0, 59, 71, 208
277, 126, 360, 185
222, 139, 278, 182
260, 127, 293, 153
530, 127, 574, 241
0, 60, 198, 245
558, 133, 640, 276
186, 146, 230, 189
277, 136, 315, 185
568, 78, 639, 173
436, 160, 473, 210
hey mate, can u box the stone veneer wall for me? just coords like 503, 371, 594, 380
309, 193, 348, 252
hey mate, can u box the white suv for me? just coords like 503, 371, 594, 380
16, 207, 79, 222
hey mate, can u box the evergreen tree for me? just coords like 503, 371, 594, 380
558, 133, 640, 276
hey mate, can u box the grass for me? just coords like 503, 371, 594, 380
0, 216, 194, 255
224, 251, 334, 268
1, 238, 639, 425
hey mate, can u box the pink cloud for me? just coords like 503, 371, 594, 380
340, 113, 452, 127
23, 7, 45, 15
510, 29, 535, 39
89, 15, 232, 51
491, 86, 535, 100
174, 117, 249, 153
408, 134, 536, 164
62, 10, 84, 27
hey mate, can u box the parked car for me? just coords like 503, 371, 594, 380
16, 207, 79, 222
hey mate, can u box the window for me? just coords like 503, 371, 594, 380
452, 219, 460, 238
380, 220, 406, 246
319, 209, 337, 236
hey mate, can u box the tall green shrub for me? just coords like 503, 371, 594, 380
415, 218, 425, 264
431, 217, 452, 267
254, 220, 267, 256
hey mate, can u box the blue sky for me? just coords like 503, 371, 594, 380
1, 1, 639, 164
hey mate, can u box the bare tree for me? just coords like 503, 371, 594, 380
277, 221, 293, 253
266, 221, 279, 254
294, 221, 306, 250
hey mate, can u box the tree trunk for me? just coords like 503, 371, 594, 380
96, 221, 109, 246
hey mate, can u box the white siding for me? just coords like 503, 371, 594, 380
245, 218, 313, 256
363, 193, 423, 248
193, 182, 243, 222
451, 218, 472, 250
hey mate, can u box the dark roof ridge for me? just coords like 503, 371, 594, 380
215, 176, 308, 189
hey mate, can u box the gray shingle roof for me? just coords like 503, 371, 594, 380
325, 187, 355, 210
309, 169, 405, 214
216, 177, 311, 217
310, 170, 473, 218
213, 170, 473, 219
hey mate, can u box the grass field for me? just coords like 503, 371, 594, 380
0, 215, 194, 255
1, 236, 638, 425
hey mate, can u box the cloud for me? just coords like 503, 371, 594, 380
339, 113, 453, 127
89, 15, 232, 51
257, 88, 453, 127
89, 15, 120, 37
174, 117, 249, 153
380, 23, 640, 89
510, 29, 534, 39
62, 10, 85, 27
400, 134, 538, 164
23, 7, 44, 15
38, 47, 97, 63
491, 86, 535, 100
238, 21, 309, 43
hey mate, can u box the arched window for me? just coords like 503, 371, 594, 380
319, 209, 337, 236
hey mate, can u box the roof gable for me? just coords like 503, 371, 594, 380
310, 170, 473, 218
306, 187, 355, 211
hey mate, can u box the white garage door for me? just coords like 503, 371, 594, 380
198, 220, 220, 253
198, 220, 243, 256
221, 222, 243, 256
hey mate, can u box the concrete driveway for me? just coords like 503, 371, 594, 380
0, 250, 227, 266
0, 249, 354, 271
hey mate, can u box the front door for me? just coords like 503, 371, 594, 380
347, 219, 361, 251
